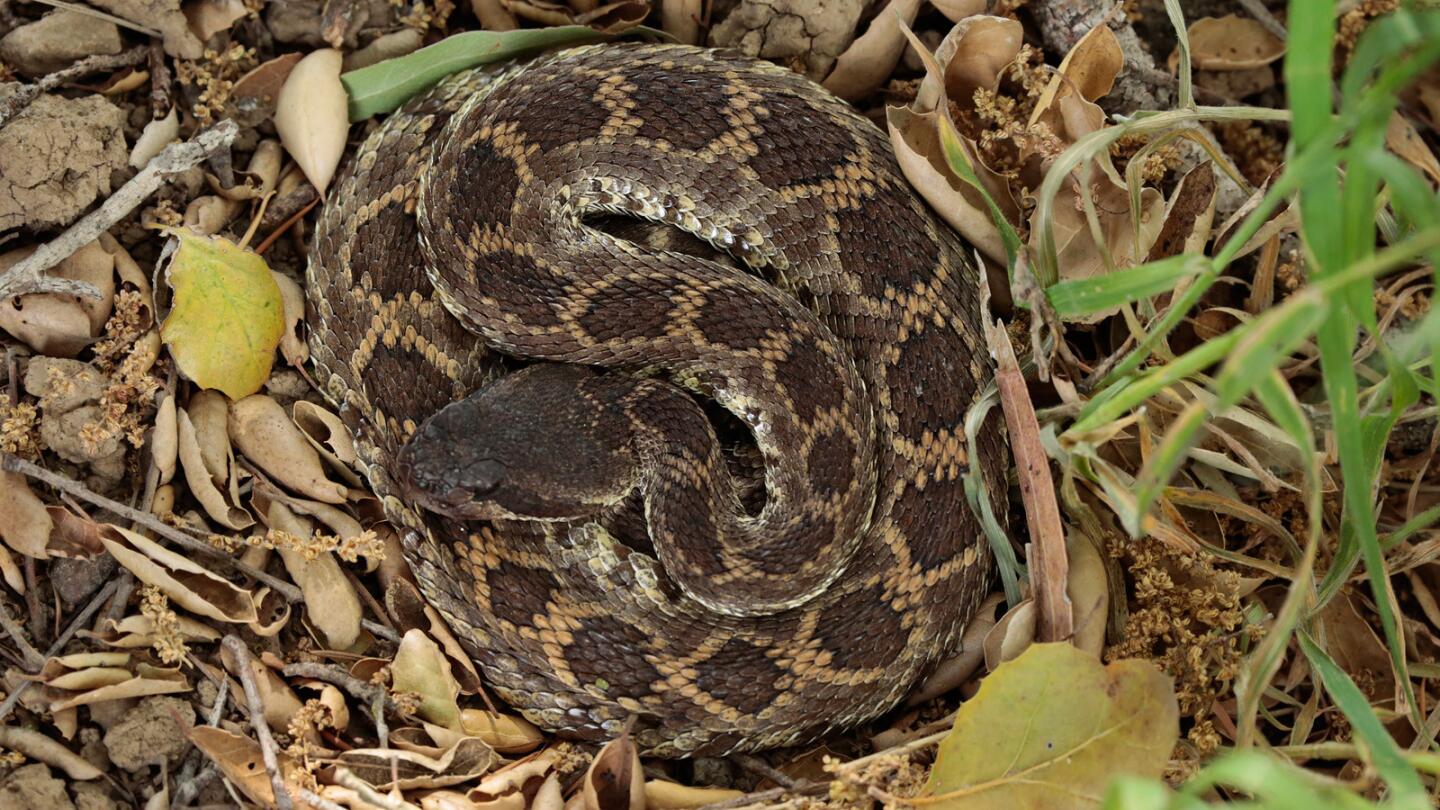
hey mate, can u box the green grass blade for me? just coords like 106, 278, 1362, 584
1045, 254, 1206, 317
341, 26, 664, 120
1298, 630, 1429, 806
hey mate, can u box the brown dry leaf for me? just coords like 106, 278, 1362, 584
457, 711, 544, 753
265, 500, 363, 649
1068, 533, 1108, 657
45, 506, 106, 558
188, 726, 314, 808
584, 733, 644, 810
0, 545, 21, 592
822, 0, 923, 101
0, 240, 116, 357
248, 587, 292, 637
1386, 111, 1440, 185
0, 470, 53, 558
1317, 589, 1392, 698
983, 598, 1035, 671
424, 604, 484, 693
153, 394, 178, 485
232, 52, 303, 121
645, 782, 745, 808
129, 107, 179, 168
45, 667, 134, 691
178, 407, 254, 529
1146, 162, 1218, 262
99, 524, 259, 623
1028, 24, 1122, 146
887, 16, 1022, 264
231, 394, 348, 503
1186, 15, 1285, 71
292, 401, 361, 483
87, 613, 220, 648
931, 0, 985, 22
1034, 174, 1165, 313
275, 49, 349, 194
337, 736, 498, 790
187, 389, 232, 482
393, 628, 464, 730
50, 663, 189, 711
183, 0, 250, 39
272, 271, 309, 366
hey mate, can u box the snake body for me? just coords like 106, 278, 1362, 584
307, 44, 1004, 756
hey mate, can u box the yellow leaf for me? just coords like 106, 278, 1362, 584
159, 229, 284, 400
922, 643, 1178, 810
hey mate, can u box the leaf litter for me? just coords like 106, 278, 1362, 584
0, 1, 1439, 809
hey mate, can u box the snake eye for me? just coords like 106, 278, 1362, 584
461, 458, 506, 496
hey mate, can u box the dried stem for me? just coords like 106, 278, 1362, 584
222, 635, 296, 810
0, 46, 148, 129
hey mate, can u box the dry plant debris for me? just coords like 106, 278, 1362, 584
0, 1, 1438, 809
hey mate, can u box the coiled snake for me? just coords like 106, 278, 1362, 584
307, 43, 1004, 757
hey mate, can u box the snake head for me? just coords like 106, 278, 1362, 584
397, 363, 640, 521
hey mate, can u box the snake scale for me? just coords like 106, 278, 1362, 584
306, 43, 1005, 757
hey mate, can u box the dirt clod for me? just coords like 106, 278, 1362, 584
0, 90, 127, 232
101, 696, 197, 771
0, 764, 75, 810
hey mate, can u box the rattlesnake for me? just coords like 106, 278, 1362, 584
307, 43, 1004, 757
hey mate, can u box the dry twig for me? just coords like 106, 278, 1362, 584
0, 46, 148, 128
222, 635, 297, 810
0, 579, 119, 723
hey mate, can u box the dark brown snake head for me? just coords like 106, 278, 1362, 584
397, 363, 640, 522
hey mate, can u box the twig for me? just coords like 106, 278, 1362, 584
295, 789, 351, 810
280, 662, 402, 715
0, 120, 237, 301
1236, 0, 1289, 42
984, 316, 1073, 643
255, 196, 321, 255
0, 579, 119, 724
1, 453, 305, 604
0, 46, 148, 129
695, 782, 827, 810
0, 602, 44, 669
222, 635, 296, 810
733, 754, 800, 790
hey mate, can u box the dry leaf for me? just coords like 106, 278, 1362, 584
644, 781, 745, 808
584, 733, 644, 810
0, 469, 53, 558
1186, 15, 1285, 71
931, 0, 986, 22
983, 598, 1035, 671
99, 524, 259, 623
183, 0, 250, 39
188, 726, 312, 808
45, 506, 106, 558
823, 0, 923, 101
457, 710, 544, 753
158, 229, 285, 399
393, 628, 463, 730
232, 52, 302, 121
153, 394, 178, 485
275, 49, 349, 195
272, 271, 308, 366
1386, 111, 1440, 185
266, 500, 362, 649
658, 0, 700, 44
129, 107, 179, 168
1067, 533, 1108, 657
0, 241, 116, 357
50, 664, 190, 711
230, 394, 348, 503
337, 736, 498, 790
178, 407, 254, 529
